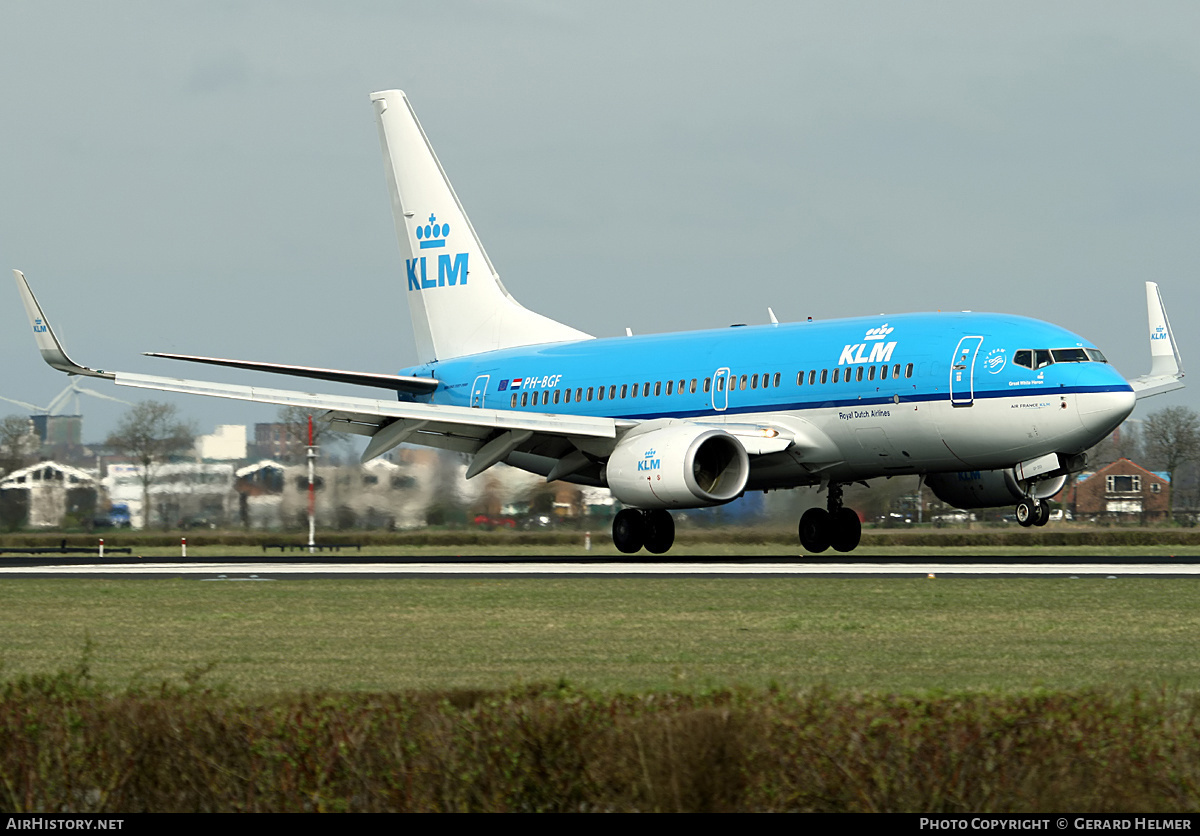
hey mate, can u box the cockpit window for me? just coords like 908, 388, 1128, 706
1014, 347, 1107, 369
1052, 348, 1090, 363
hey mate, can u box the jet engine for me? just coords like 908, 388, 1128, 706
926, 469, 1067, 510
606, 425, 750, 508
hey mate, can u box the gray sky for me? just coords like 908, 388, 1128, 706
2, 1, 1197, 442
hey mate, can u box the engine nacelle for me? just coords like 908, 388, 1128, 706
607, 425, 750, 508
927, 469, 1067, 510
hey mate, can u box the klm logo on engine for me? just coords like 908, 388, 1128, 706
407, 213, 468, 291
839, 323, 897, 365
637, 449, 661, 472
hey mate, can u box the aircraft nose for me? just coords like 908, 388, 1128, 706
1077, 384, 1136, 438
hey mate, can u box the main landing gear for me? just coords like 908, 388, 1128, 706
1015, 498, 1051, 527
612, 508, 676, 554
798, 483, 862, 554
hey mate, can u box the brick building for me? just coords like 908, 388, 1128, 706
1067, 458, 1170, 521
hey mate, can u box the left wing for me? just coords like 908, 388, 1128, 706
14, 270, 623, 475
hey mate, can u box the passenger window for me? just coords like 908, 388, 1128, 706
740, 375, 747, 390
833, 369, 840, 383
598, 386, 605, 401
797, 371, 804, 386
868, 366, 876, 381
521, 392, 528, 406
565, 389, 573, 403
773, 373, 781, 388
679, 379, 686, 394
655, 382, 662, 396
703, 378, 711, 393
543, 391, 549, 405
820, 369, 828, 384
620, 384, 627, 398
751, 374, 758, 389
880, 365, 888, 380
666, 380, 674, 395
905, 363, 914, 378
690, 379, 697, 394
717, 377, 725, 392
587, 387, 594, 401
856, 367, 864, 382
643, 382, 650, 397
809, 370, 817, 386
511, 394, 518, 408
575, 388, 583, 402
892, 364, 901, 378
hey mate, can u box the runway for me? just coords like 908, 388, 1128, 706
4, 556, 1200, 578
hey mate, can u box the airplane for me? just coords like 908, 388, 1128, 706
14, 89, 1185, 555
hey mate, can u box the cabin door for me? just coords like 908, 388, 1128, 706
711, 368, 730, 412
949, 337, 984, 406
470, 375, 490, 408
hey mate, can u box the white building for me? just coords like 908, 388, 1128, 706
0, 462, 98, 527
194, 424, 247, 461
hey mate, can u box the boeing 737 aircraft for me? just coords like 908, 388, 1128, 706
14, 89, 1186, 554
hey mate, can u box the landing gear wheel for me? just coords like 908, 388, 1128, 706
1015, 499, 1036, 528
643, 510, 676, 555
1034, 502, 1051, 527
612, 508, 645, 554
799, 507, 831, 554
830, 507, 862, 553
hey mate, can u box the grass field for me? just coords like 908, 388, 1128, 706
3, 576, 1200, 694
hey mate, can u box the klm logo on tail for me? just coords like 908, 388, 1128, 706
407, 213, 468, 291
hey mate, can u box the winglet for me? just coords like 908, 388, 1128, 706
12, 270, 114, 379
1130, 281, 1184, 399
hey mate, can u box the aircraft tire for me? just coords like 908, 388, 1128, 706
829, 507, 862, 553
1034, 501, 1051, 527
1015, 499, 1036, 527
799, 507, 831, 554
643, 510, 675, 555
613, 508, 646, 554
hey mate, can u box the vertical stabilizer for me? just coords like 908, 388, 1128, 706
371, 90, 592, 363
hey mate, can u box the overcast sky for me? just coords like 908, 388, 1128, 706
2, 1, 1197, 442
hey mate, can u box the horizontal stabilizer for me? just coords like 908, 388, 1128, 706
144, 352, 439, 394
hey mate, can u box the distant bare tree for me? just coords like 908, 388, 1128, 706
0, 414, 38, 477
276, 406, 350, 464
1142, 406, 1200, 521
106, 401, 195, 528
1087, 421, 1143, 470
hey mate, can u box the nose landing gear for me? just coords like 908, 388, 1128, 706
798, 483, 862, 553
1015, 498, 1051, 527
612, 508, 677, 554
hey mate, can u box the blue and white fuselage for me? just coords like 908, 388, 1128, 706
403, 311, 1134, 486
13, 88, 1183, 555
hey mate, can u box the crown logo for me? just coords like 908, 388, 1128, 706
644, 449, 657, 458
864, 323, 894, 341
415, 213, 449, 249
